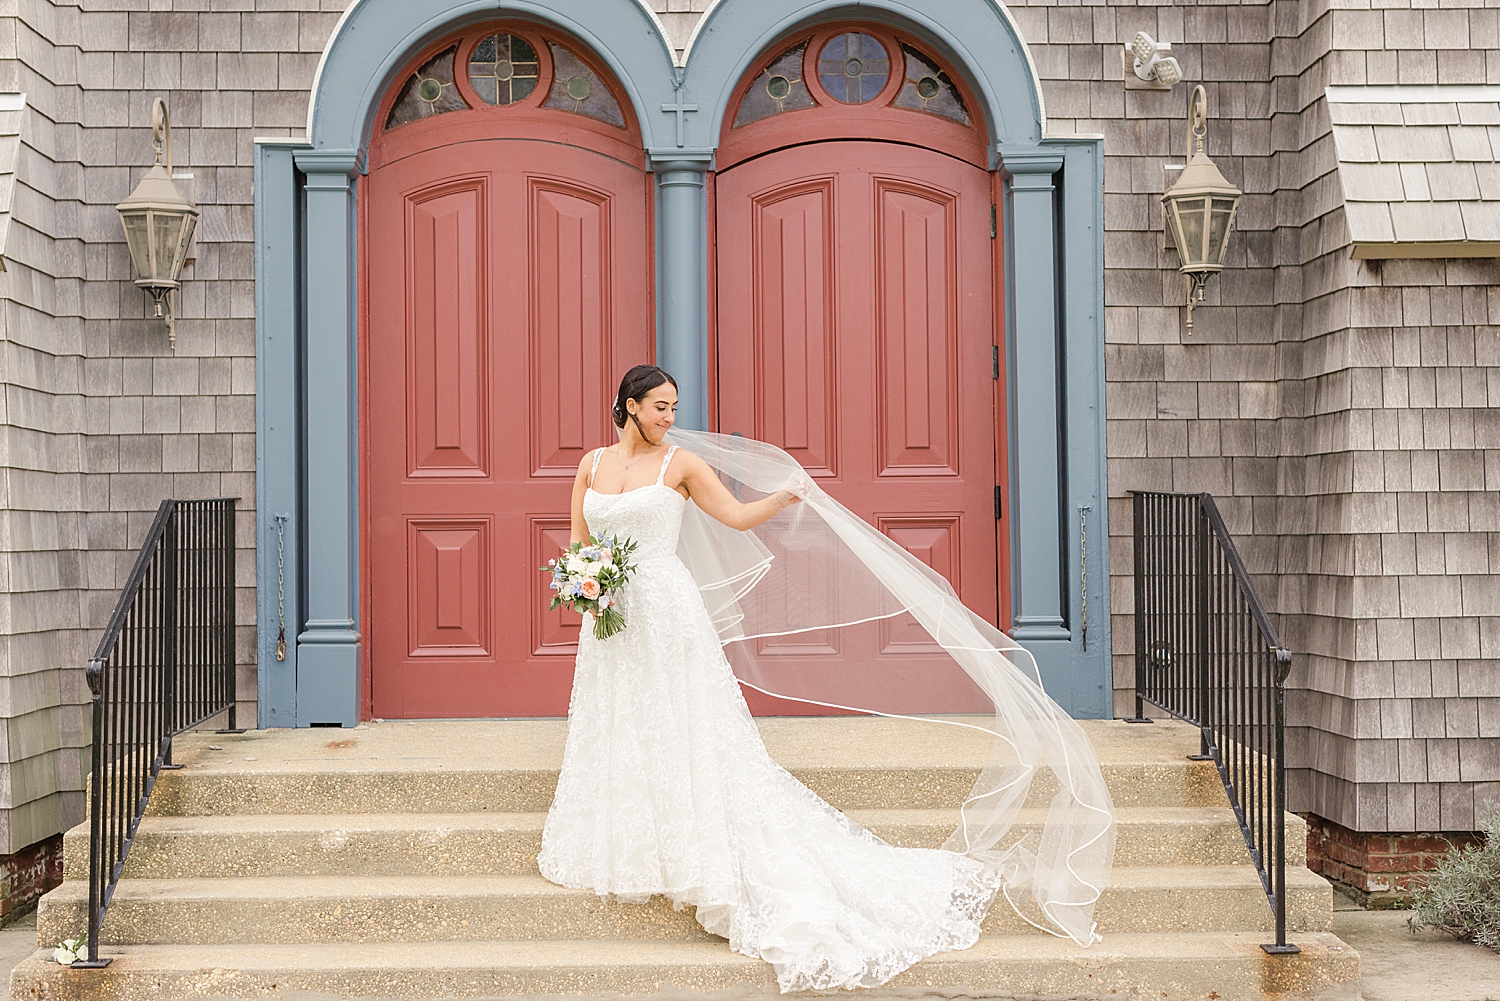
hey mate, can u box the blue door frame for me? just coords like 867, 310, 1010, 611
254, 0, 1111, 726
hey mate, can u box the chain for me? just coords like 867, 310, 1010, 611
1079, 505, 1091, 652
274, 514, 288, 661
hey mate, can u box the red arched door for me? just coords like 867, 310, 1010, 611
364, 27, 651, 718
714, 29, 1005, 714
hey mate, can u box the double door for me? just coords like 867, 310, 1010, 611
365, 137, 1004, 717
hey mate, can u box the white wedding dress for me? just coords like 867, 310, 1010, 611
538, 447, 1003, 992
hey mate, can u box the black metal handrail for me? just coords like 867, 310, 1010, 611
76, 498, 239, 968
1129, 490, 1300, 954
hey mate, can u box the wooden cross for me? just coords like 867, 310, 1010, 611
661, 98, 698, 147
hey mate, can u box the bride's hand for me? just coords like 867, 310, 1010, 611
775, 476, 811, 509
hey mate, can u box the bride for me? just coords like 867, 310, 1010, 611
538, 365, 1115, 992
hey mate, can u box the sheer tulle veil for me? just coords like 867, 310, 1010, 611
665, 429, 1116, 946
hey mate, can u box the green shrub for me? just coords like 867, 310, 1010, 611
1411, 805, 1500, 951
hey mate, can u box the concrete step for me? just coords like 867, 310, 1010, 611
8, 933, 1360, 1001
63, 806, 1306, 881
145, 717, 1228, 816
37, 866, 1333, 947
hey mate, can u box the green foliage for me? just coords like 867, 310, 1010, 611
1411, 805, 1500, 952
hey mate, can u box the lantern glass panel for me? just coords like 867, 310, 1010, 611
121, 211, 152, 277
1173, 197, 1206, 266
151, 211, 184, 280
1209, 198, 1236, 265
177, 215, 198, 268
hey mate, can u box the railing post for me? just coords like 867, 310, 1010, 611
1190, 498, 1212, 760
219, 500, 244, 734
160, 507, 178, 772
1263, 649, 1300, 954
1127, 492, 1151, 722
76, 662, 111, 968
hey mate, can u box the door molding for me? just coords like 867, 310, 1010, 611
255, 0, 1111, 725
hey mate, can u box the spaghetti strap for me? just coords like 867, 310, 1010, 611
656, 445, 678, 486
589, 447, 604, 487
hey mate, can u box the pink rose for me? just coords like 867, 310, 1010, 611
580, 578, 601, 599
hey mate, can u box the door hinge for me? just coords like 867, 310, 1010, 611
991, 345, 1000, 379
994, 485, 1003, 520
990, 204, 997, 239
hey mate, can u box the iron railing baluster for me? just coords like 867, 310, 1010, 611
1129, 490, 1298, 954
73, 499, 238, 968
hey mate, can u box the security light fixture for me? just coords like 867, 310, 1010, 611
116, 98, 198, 348
1161, 85, 1241, 334
1128, 32, 1181, 87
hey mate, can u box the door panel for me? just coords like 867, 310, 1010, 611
409, 181, 488, 476
530, 180, 611, 476
875, 180, 958, 474
368, 140, 650, 717
408, 519, 490, 655
750, 180, 838, 475
532, 518, 584, 655
716, 141, 999, 714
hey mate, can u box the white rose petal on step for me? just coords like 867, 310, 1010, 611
51, 948, 76, 966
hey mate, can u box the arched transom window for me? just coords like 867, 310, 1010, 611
732, 27, 972, 130
384, 26, 628, 132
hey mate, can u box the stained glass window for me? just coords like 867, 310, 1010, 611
385, 46, 470, 129
732, 41, 815, 127
468, 33, 542, 106
892, 45, 970, 125
816, 32, 889, 105
542, 42, 625, 127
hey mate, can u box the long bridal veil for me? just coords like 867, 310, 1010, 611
666, 429, 1116, 946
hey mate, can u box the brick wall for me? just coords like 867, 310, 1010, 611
1306, 813, 1483, 906
0, 833, 61, 924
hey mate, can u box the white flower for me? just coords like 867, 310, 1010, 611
598, 596, 611, 609
583, 560, 603, 578
52, 947, 77, 966
566, 556, 587, 574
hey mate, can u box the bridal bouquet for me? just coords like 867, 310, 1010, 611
542, 534, 639, 640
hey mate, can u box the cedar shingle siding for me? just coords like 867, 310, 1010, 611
0, 0, 1495, 850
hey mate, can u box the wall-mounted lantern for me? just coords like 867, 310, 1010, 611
1161, 85, 1241, 334
116, 98, 198, 348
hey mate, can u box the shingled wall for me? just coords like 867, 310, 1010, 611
0, 0, 338, 852
0, 0, 1496, 854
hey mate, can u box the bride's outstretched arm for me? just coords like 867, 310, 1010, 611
674, 448, 801, 531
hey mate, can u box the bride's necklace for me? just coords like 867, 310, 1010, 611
613, 442, 660, 470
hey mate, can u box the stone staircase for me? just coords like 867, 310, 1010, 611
12, 717, 1359, 1000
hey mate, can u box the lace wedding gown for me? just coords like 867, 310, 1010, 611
538, 447, 1003, 992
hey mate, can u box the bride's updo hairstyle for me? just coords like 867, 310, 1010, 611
612, 364, 677, 442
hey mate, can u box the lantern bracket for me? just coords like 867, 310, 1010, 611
1188, 86, 1207, 157
153, 98, 174, 173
